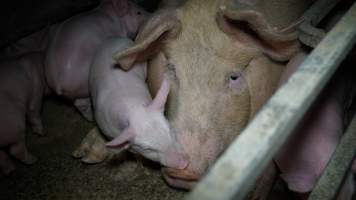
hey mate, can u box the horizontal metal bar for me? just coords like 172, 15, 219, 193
308, 114, 356, 200
186, 2, 356, 200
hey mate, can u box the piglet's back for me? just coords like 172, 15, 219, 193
89, 37, 149, 103
89, 37, 150, 138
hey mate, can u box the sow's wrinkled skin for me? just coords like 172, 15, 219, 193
88, 37, 188, 169
113, 0, 309, 190
45, 0, 148, 120
0, 52, 47, 175
275, 52, 356, 200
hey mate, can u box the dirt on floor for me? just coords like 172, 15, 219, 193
0, 98, 185, 200
0, 98, 354, 200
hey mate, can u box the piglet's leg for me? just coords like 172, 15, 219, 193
74, 98, 93, 121
9, 140, 37, 165
28, 110, 44, 136
72, 127, 109, 164
27, 83, 45, 135
0, 150, 16, 175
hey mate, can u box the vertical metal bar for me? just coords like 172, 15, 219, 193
308, 114, 356, 200
186, 2, 356, 200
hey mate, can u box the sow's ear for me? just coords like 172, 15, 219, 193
113, 10, 182, 70
216, 5, 302, 62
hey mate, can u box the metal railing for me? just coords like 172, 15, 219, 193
186, 1, 356, 200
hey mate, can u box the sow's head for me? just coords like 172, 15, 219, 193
113, 0, 308, 189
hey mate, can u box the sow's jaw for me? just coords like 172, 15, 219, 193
161, 167, 200, 190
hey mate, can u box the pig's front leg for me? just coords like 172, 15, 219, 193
72, 127, 110, 164
0, 150, 16, 175
74, 98, 93, 121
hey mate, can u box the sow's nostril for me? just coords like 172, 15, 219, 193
162, 167, 200, 181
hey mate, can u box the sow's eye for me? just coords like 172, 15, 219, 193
228, 72, 246, 95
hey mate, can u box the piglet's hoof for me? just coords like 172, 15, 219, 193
72, 127, 109, 164
1, 163, 16, 176
72, 146, 86, 158
22, 153, 37, 165
3, 166, 16, 176
31, 124, 46, 136
34, 128, 48, 136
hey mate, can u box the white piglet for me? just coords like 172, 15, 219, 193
90, 37, 188, 169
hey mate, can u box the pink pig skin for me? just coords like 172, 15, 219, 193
45, 0, 148, 120
90, 37, 188, 169
275, 52, 356, 199
0, 52, 47, 175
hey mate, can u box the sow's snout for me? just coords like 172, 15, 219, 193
161, 165, 201, 190
160, 126, 226, 189
162, 167, 200, 181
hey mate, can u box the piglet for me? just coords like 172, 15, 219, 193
45, 0, 148, 121
0, 52, 47, 175
89, 37, 188, 169
275, 52, 356, 200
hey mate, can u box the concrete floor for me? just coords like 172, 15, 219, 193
0, 98, 354, 200
0, 98, 185, 200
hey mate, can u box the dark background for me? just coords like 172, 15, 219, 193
0, 0, 160, 49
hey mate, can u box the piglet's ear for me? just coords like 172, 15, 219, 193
113, 10, 181, 70
106, 128, 135, 149
148, 73, 170, 112
112, 0, 129, 16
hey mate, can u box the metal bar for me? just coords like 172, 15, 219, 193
298, 0, 341, 47
186, 3, 356, 200
302, 0, 341, 25
308, 114, 356, 200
